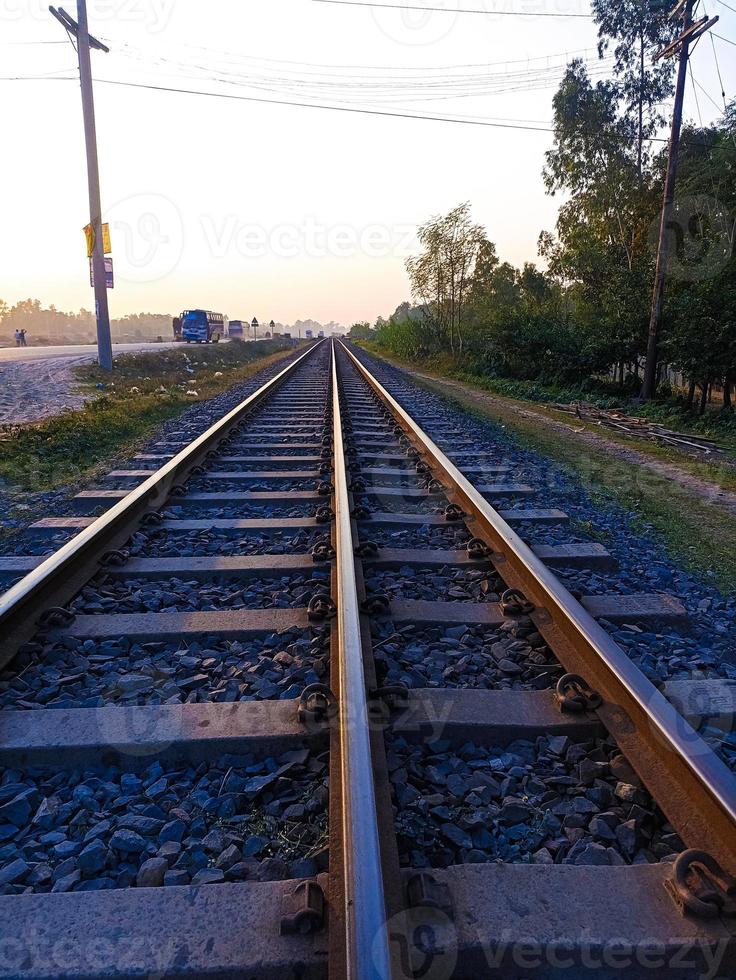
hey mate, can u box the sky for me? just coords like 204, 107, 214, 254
1, 0, 734, 326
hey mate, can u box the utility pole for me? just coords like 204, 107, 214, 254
642, 0, 718, 399
50, 4, 114, 371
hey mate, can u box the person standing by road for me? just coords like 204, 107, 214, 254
14, 331, 20, 347
19, 330, 27, 347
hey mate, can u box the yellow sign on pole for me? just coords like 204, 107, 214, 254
84, 223, 112, 257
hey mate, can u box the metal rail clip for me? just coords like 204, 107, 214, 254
280, 880, 326, 935
308, 594, 337, 622
369, 684, 410, 725
38, 607, 76, 629
355, 541, 380, 558
100, 550, 129, 568
445, 504, 465, 523
666, 850, 736, 918
555, 673, 603, 714
361, 595, 390, 616
297, 684, 338, 727
500, 588, 536, 617
311, 541, 336, 563
466, 538, 491, 561
315, 506, 334, 525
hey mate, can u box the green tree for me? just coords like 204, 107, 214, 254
591, 0, 676, 182
542, 60, 660, 381
663, 107, 736, 406
405, 202, 485, 355
348, 321, 374, 340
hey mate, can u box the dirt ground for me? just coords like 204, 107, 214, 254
0, 357, 91, 425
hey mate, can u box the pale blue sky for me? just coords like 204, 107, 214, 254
1, 0, 733, 325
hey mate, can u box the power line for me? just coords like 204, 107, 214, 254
709, 33, 727, 106
3, 73, 705, 145
105, 37, 605, 72
313, 0, 592, 17
715, 0, 736, 13
689, 62, 705, 123
102, 37, 616, 106
712, 29, 736, 43
2, 75, 557, 131
690, 65, 726, 112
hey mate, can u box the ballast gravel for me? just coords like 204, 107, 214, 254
69, 571, 331, 615
128, 527, 329, 558
365, 566, 504, 604
0, 748, 328, 894
186, 478, 323, 494
373, 618, 561, 692
162, 504, 322, 520
363, 524, 472, 551
0, 628, 328, 710
389, 734, 683, 868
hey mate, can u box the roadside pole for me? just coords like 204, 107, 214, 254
50, 3, 113, 371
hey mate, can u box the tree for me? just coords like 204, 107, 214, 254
348, 321, 374, 340
542, 60, 660, 380
663, 108, 736, 406
405, 202, 485, 355
592, 0, 676, 183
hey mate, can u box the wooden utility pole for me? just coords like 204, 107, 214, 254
50, 4, 114, 371
642, 0, 718, 399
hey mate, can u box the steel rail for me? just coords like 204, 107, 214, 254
339, 341, 736, 874
0, 341, 323, 666
331, 344, 393, 980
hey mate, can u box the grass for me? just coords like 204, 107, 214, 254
0, 340, 297, 493
368, 350, 736, 594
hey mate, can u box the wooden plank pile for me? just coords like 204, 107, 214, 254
549, 402, 729, 460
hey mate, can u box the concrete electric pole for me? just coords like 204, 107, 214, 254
50, 3, 114, 371
642, 0, 718, 399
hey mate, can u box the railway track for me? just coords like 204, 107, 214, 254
0, 338, 734, 979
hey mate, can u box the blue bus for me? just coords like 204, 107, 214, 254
181, 310, 226, 344
228, 320, 246, 340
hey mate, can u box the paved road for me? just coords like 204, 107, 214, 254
0, 342, 185, 427
0, 341, 182, 364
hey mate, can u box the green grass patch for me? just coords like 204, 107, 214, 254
0, 340, 297, 492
